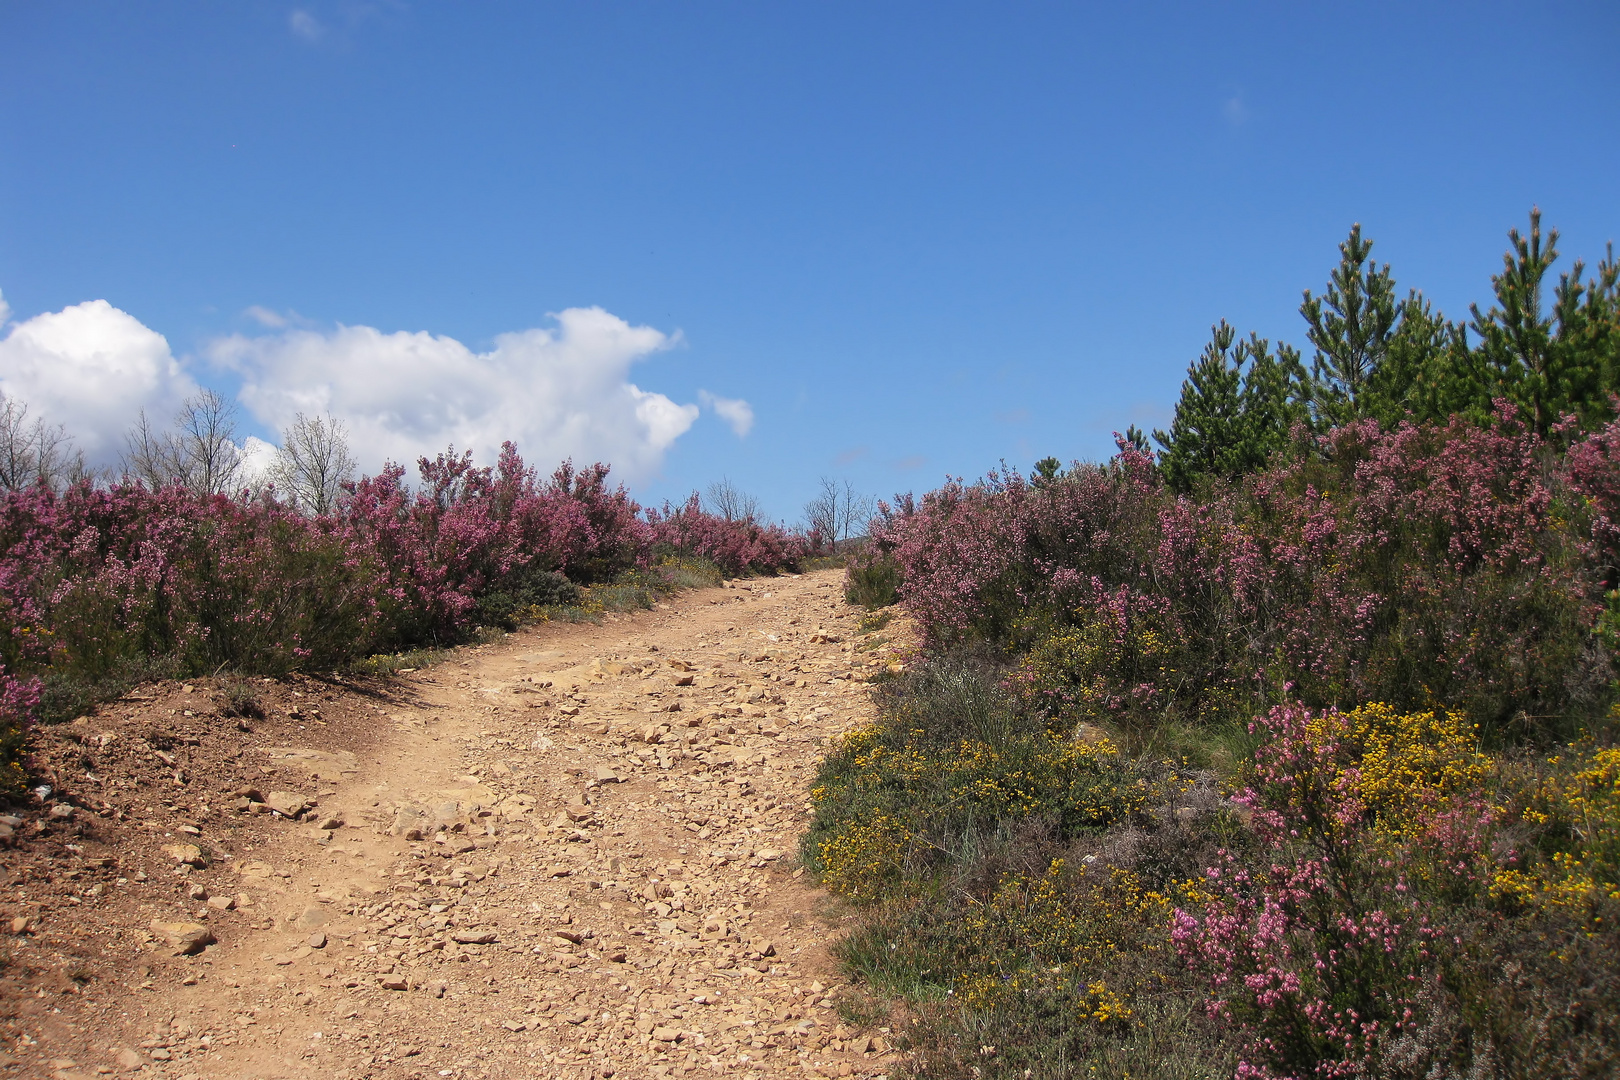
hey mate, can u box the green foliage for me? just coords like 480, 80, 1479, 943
1471, 208, 1620, 436
804, 654, 1172, 901
472, 565, 582, 630
1152, 321, 1308, 492
1031, 456, 1064, 483
845, 548, 901, 609
1151, 212, 1620, 490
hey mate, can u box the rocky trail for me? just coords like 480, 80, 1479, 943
1, 569, 904, 1080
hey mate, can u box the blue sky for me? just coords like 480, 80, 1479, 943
2, 1, 1617, 521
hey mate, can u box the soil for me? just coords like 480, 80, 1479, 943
0, 569, 907, 1080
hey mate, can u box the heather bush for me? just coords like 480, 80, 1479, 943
870, 413, 1620, 745
0, 439, 812, 786
646, 493, 805, 576
0, 670, 39, 796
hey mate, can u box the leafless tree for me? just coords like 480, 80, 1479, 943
0, 391, 82, 492
703, 476, 762, 522
122, 389, 244, 496
271, 412, 357, 515
804, 476, 873, 552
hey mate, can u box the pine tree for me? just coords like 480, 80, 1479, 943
1469, 208, 1620, 436
1154, 322, 1244, 493
1301, 224, 1400, 428
1153, 323, 1306, 492
1362, 292, 1477, 427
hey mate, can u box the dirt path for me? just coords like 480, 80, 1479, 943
22, 570, 897, 1080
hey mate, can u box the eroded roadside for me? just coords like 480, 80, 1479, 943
2, 569, 905, 1080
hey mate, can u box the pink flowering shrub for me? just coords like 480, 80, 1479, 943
0, 442, 811, 784
646, 494, 806, 576
1170, 703, 1498, 1078
870, 412, 1620, 743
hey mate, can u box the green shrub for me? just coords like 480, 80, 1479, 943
803, 653, 1172, 899
845, 548, 901, 608
473, 566, 582, 630
656, 555, 725, 589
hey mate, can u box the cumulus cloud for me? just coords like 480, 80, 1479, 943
0, 298, 198, 464
698, 390, 754, 438
213, 306, 701, 482
238, 435, 280, 486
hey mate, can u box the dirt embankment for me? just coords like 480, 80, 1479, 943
1, 569, 905, 1080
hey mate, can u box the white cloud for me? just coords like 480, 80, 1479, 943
0, 288, 11, 329
289, 9, 323, 41
239, 435, 280, 486
699, 389, 755, 438
213, 306, 702, 482
244, 305, 289, 328
0, 298, 198, 464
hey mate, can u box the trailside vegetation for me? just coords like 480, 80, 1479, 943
824, 211, 1620, 1079
0, 441, 810, 794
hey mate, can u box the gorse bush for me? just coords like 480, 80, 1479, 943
0, 441, 808, 794
804, 653, 1174, 897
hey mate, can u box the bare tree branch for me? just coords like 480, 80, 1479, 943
0, 391, 81, 492
121, 389, 244, 496
272, 412, 357, 515
703, 476, 761, 522
804, 476, 873, 552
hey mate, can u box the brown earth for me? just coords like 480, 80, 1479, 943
0, 569, 908, 1080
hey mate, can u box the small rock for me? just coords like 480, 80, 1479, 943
10, 916, 31, 934
308, 931, 327, 949
452, 930, 498, 945
187, 884, 208, 901
314, 815, 344, 831
263, 791, 311, 818
162, 843, 206, 867
294, 907, 329, 930
593, 766, 621, 784
652, 1025, 684, 1042
205, 895, 236, 912
48, 804, 74, 820
378, 974, 409, 991
751, 938, 776, 958
149, 920, 214, 956
114, 1048, 143, 1069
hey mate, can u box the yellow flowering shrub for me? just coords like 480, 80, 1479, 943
1340, 702, 1490, 839
805, 717, 1164, 900
1494, 743, 1620, 911
815, 811, 910, 901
